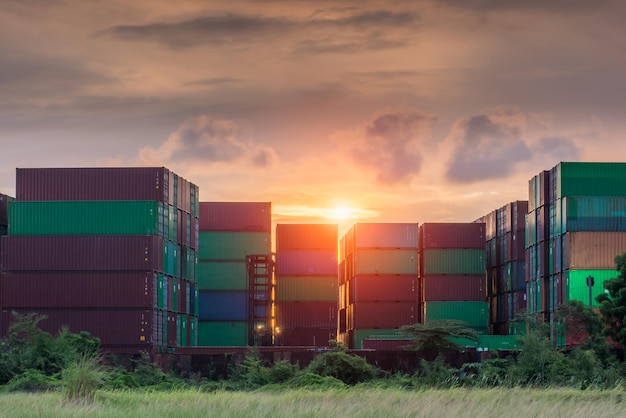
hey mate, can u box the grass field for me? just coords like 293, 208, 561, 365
0, 387, 625, 418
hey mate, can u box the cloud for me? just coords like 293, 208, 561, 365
534, 136, 581, 162
445, 109, 533, 183
437, 0, 620, 13
343, 109, 437, 185
183, 77, 243, 87
101, 10, 419, 53
137, 115, 279, 169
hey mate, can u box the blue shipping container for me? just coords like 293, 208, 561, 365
198, 290, 248, 321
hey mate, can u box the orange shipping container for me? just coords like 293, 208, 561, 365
564, 232, 626, 270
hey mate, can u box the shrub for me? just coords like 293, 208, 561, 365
2, 369, 58, 393
287, 372, 346, 389
61, 354, 105, 402
306, 351, 377, 385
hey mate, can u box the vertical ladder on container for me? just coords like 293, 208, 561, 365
246, 254, 275, 346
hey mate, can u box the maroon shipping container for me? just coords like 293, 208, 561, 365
275, 250, 338, 276
276, 224, 337, 251
512, 201, 529, 232
1, 235, 164, 272
362, 338, 413, 351
420, 223, 486, 250
348, 302, 418, 329
199, 202, 271, 232
276, 328, 336, 347
338, 307, 347, 333
351, 223, 418, 250
348, 275, 417, 303
15, 167, 169, 203
168, 312, 177, 347
510, 229, 525, 261
0, 308, 155, 347
275, 301, 337, 329
422, 275, 486, 302
190, 217, 199, 250
1, 271, 156, 309
177, 176, 190, 214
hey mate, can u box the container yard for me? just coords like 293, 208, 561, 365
1, 161, 626, 360
275, 223, 338, 347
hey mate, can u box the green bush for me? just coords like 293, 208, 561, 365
61, 354, 105, 402
2, 369, 58, 393
287, 371, 346, 389
305, 351, 377, 385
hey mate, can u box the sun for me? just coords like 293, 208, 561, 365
328, 206, 353, 220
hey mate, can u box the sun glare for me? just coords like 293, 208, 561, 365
328, 206, 353, 220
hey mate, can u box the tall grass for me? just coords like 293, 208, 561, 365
0, 387, 624, 417
61, 354, 105, 403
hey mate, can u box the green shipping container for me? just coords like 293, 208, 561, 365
9, 200, 166, 236
566, 269, 617, 308
450, 335, 519, 351
168, 206, 178, 243
196, 261, 248, 290
171, 277, 179, 312
423, 301, 488, 328
508, 320, 527, 336
198, 231, 270, 261
276, 276, 338, 302
197, 321, 249, 346
163, 241, 180, 277
352, 328, 404, 350
157, 274, 166, 310
556, 162, 626, 198
421, 249, 485, 275
354, 249, 418, 275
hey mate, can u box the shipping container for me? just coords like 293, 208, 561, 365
420, 223, 485, 249
275, 250, 338, 276
1, 235, 165, 272
0, 271, 156, 309
276, 224, 337, 251
9, 200, 166, 237
198, 290, 248, 321
277, 328, 336, 347
353, 249, 418, 275
197, 321, 249, 346
15, 167, 171, 203
361, 338, 414, 351
423, 301, 488, 328
275, 301, 337, 328
555, 162, 626, 199
196, 261, 248, 290
564, 232, 626, 270
199, 202, 271, 232
421, 249, 485, 275
275, 275, 338, 302
350, 223, 418, 249
163, 241, 180, 277
348, 274, 417, 303
2, 308, 156, 347
421, 275, 486, 301
565, 269, 617, 308
198, 231, 270, 260
0, 193, 12, 225
349, 329, 405, 350
347, 302, 417, 329
189, 316, 198, 347
561, 196, 626, 233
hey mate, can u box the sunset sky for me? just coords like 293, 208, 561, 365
2, 1, 626, 235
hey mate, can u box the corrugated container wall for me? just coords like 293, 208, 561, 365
198, 202, 271, 232
276, 224, 338, 251
16, 167, 170, 203
351, 223, 418, 249
420, 223, 485, 249
0, 193, 12, 226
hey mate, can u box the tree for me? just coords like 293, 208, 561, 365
399, 320, 480, 353
597, 252, 626, 348
554, 300, 610, 360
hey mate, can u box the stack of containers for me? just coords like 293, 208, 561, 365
532, 162, 626, 345
275, 224, 338, 347
197, 202, 271, 346
475, 202, 527, 335
0, 193, 11, 256
339, 223, 419, 350
0, 168, 199, 352
420, 223, 488, 335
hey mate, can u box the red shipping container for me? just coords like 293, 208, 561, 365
420, 223, 486, 250
276, 328, 336, 347
190, 217, 199, 250
275, 301, 337, 329
511, 201, 529, 232
349, 275, 417, 303
275, 250, 338, 276
510, 229, 525, 261
199, 202, 271, 232
1, 235, 164, 272
168, 312, 177, 347
0, 308, 155, 347
276, 224, 337, 251
16, 167, 170, 203
422, 275, 486, 301
348, 302, 418, 329
352, 223, 418, 249
0, 271, 156, 309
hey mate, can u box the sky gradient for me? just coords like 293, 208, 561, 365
2, 0, 626, 235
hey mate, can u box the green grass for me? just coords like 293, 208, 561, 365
0, 387, 625, 417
